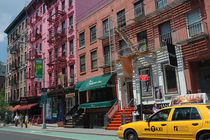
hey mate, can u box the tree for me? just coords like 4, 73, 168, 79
0, 85, 9, 116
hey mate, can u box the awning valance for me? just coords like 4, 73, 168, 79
18, 103, 38, 111
75, 81, 84, 90
80, 99, 116, 109
79, 74, 112, 92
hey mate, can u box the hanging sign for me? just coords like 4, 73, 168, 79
35, 58, 43, 82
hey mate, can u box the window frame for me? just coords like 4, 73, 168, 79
103, 19, 109, 36
91, 50, 97, 70
156, 0, 167, 9
149, 108, 171, 122
69, 39, 74, 55
186, 9, 202, 38
80, 55, 86, 73
134, 0, 144, 17
79, 32, 85, 48
117, 9, 126, 28
172, 107, 202, 121
90, 25, 96, 43
162, 64, 178, 95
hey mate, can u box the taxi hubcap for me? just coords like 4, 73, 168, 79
128, 133, 136, 140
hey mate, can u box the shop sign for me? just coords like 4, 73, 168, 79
88, 80, 102, 86
139, 75, 148, 81
65, 93, 75, 98
35, 58, 43, 82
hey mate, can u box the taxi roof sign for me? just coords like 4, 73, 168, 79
171, 93, 209, 106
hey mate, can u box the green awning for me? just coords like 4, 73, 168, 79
80, 99, 116, 109
75, 81, 84, 90
79, 74, 112, 92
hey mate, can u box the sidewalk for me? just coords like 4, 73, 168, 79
1, 123, 118, 136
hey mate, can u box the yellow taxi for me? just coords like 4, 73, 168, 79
117, 104, 210, 140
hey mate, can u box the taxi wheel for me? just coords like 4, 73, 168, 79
125, 129, 138, 140
199, 133, 210, 140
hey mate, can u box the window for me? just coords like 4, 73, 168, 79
137, 31, 148, 52
139, 68, 152, 97
119, 40, 128, 56
163, 64, 178, 94
104, 46, 110, 66
91, 51, 97, 69
156, 0, 167, 9
150, 109, 171, 122
69, 0, 72, 7
55, 26, 59, 34
69, 16, 73, 29
103, 19, 109, 36
159, 21, 172, 47
117, 9, 126, 28
49, 73, 52, 86
43, 4, 46, 14
49, 51, 52, 63
90, 26, 96, 43
172, 107, 201, 121
70, 65, 74, 83
186, 9, 202, 37
80, 55, 86, 73
55, 48, 58, 58
62, 1, 65, 11
62, 21, 66, 34
134, 0, 144, 17
69, 40, 74, 55
40, 24, 42, 33
55, 7, 58, 16
79, 32, 85, 48
62, 44, 66, 57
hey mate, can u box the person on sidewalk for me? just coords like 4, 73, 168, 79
19, 114, 24, 128
24, 114, 28, 128
14, 113, 19, 127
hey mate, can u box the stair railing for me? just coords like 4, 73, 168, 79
104, 100, 120, 127
121, 98, 134, 125
65, 105, 79, 121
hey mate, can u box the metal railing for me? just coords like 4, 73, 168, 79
188, 21, 205, 37
175, 20, 208, 44
121, 98, 134, 125
159, 32, 172, 47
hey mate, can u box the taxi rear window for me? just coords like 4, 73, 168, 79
206, 106, 210, 109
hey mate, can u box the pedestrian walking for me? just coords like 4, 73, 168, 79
14, 113, 19, 127
24, 114, 28, 128
19, 114, 23, 128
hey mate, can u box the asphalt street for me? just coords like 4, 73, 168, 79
0, 130, 75, 140
0, 128, 120, 140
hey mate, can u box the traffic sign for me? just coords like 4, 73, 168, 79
139, 75, 148, 81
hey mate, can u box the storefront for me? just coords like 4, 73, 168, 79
77, 74, 117, 128
46, 87, 74, 123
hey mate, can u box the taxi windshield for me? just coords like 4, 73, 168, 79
206, 106, 210, 109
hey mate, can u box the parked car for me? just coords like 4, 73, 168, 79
117, 104, 210, 140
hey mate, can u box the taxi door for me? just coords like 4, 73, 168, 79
141, 108, 171, 139
167, 107, 203, 140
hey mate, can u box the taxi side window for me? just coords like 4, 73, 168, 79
172, 107, 201, 121
150, 109, 171, 122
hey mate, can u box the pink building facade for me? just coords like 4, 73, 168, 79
26, 0, 78, 122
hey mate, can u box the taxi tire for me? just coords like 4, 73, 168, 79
199, 133, 210, 140
125, 129, 138, 140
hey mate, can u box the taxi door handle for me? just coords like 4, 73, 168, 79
161, 124, 167, 126
192, 123, 198, 126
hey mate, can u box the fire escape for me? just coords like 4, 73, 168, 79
27, 13, 43, 97
47, 7, 68, 90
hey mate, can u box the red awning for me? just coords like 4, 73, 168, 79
18, 103, 38, 111
11, 105, 21, 112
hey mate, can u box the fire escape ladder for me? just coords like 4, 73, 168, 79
115, 28, 133, 47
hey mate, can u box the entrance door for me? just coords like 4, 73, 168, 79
198, 60, 210, 99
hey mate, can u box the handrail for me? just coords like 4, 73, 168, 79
107, 100, 119, 120
121, 98, 134, 125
